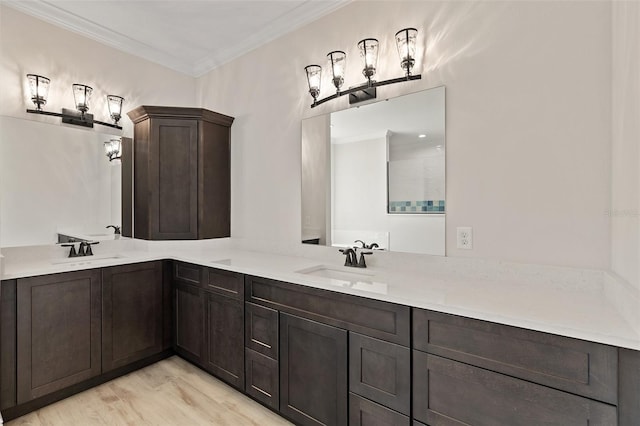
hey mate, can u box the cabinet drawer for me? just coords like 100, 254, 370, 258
245, 349, 278, 410
247, 275, 410, 345
205, 268, 243, 299
174, 262, 202, 286
413, 352, 617, 426
349, 394, 409, 426
245, 302, 278, 359
413, 309, 617, 404
349, 333, 410, 415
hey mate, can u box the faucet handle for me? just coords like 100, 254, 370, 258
61, 243, 77, 258
358, 251, 373, 268
85, 241, 100, 256
339, 248, 355, 266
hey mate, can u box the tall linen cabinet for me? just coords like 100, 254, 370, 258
127, 106, 234, 240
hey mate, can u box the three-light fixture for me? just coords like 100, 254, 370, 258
26, 74, 124, 130
304, 28, 421, 108
104, 138, 122, 162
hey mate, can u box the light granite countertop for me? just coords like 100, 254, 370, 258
1, 238, 638, 351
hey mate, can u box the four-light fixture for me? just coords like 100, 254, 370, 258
304, 28, 421, 108
26, 74, 124, 130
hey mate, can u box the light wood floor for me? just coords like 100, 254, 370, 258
7, 356, 292, 425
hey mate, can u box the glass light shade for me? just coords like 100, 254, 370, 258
72, 84, 93, 113
107, 95, 124, 124
26, 74, 50, 110
327, 51, 346, 92
304, 65, 322, 102
395, 28, 418, 75
104, 138, 122, 161
358, 38, 379, 81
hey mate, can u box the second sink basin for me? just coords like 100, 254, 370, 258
296, 265, 375, 283
51, 254, 126, 265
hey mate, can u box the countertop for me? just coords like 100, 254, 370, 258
1, 238, 639, 351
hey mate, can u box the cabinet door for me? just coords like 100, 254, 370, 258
174, 282, 205, 364
102, 262, 164, 372
203, 291, 244, 389
349, 333, 410, 415
17, 270, 102, 403
349, 394, 410, 426
413, 351, 618, 425
280, 313, 348, 426
149, 118, 198, 240
245, 348, 279, 410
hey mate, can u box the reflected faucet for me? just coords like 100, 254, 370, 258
354, 240, 379, 250
106, 225, 121, 235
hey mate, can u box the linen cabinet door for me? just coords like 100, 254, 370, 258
279, 313, 348, 426
148, 118, 198, 240
16, 270, 102, 403
102, 262, 164, 372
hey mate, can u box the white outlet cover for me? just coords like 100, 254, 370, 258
456, 227, 473, 249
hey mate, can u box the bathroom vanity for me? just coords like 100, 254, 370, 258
0, 245, 638, 425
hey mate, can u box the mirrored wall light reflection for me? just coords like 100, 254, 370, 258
104, 138, 122, 162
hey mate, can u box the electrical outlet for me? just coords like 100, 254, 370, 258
457, 227, 473, 249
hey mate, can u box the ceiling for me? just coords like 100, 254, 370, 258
5, 0, 349, 77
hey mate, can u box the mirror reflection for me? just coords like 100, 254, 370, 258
301, 86, 446, 255
0, 116, 122, 247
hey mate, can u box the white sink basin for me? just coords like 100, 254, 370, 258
51, 254, 126, 265
296, 265, 375, 282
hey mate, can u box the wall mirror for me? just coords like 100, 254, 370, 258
301, 86, 445, 255
0, 116, 122, 247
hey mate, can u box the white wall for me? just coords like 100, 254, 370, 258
0, 5, 197, 246
196, 1, 612, 268
611, 1, 640, 290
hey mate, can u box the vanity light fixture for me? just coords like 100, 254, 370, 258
104, 138, 122, 162
25, 74, 124, 130
304, 28, 422, 108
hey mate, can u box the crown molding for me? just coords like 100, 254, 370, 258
192, 0, 351, 77
5, 0, 350, 78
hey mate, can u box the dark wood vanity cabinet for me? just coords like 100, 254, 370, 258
172, 263, 245, 389
16, 270, 102, 404
202, 269, 244, 389
102, 262, 165, 372
127, 106, 234, 241
244, 274, 411, 426
279, 313, 348, 426
412, 308, 620, 425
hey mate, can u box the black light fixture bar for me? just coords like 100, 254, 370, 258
25, 108, 123, 130
310, 74, 421, 108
